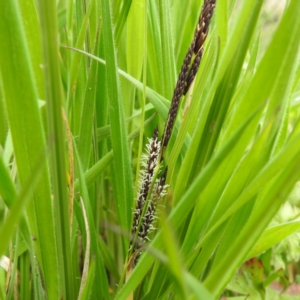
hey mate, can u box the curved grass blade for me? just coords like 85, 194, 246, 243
78, 21, 100, 170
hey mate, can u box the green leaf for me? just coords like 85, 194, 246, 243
115, 0, 132, 42
157, 0, 176, 99
0, 157, 16, 205
17, 0, 44, 99
184, 272, 214, 300
147, 1, 164, 96
216, 0, 228, 55
37, 0, 74, 296
0, 148, 46, 257
160, 214, 187, 299
67, 0, 94, 113
248, 221, 300, 259
127, 0, 145, 81
101, 0, 134, 235
78, 22, 100, 170
0, 1, 59, 297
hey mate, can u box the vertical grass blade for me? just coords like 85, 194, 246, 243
37, 0, 74, 297
127, 0, 145, 81
17, 0, 45, 99
0, 149, 46, 257
78, 23, 100, 170
101, 0, 134, 236
157, 0, 177, 99
0, 0, 59, 298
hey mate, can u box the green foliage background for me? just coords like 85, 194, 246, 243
0, 0, 300, 299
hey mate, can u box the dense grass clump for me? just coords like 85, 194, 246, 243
1, 0, 300, 299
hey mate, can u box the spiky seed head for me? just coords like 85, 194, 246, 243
131, 127, 160, 239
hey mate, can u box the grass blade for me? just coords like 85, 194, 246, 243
0, 1, 59, 297
101, 0, 135, 236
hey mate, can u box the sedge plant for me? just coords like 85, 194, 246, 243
1, 0, 300, 299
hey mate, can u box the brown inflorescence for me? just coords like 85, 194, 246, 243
183, 47, 204, 95
162, 40, 195, 148
161, 0, 216, 150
